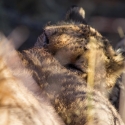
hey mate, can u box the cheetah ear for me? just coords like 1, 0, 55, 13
65, 6, 87, 24
35, 29, 50, 47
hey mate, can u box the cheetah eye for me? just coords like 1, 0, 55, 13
65, 64, 83, 72
76, 55, 81, 60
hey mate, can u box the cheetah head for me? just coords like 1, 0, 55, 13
35, 6, 124, 95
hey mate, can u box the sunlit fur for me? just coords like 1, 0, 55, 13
0, 39, 64, 125
19, 47, 124, 125
35, 7, 124, 98
0, 6, 124, 125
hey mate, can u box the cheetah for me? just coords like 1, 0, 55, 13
18, 5, 124, 123
0, 35, 64, 125
0, 6, 123, 125
35, 6, 124, 98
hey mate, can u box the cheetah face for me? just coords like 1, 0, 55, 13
42, 24, 91, 80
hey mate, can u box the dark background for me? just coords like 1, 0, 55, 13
0, 0, 125, 50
